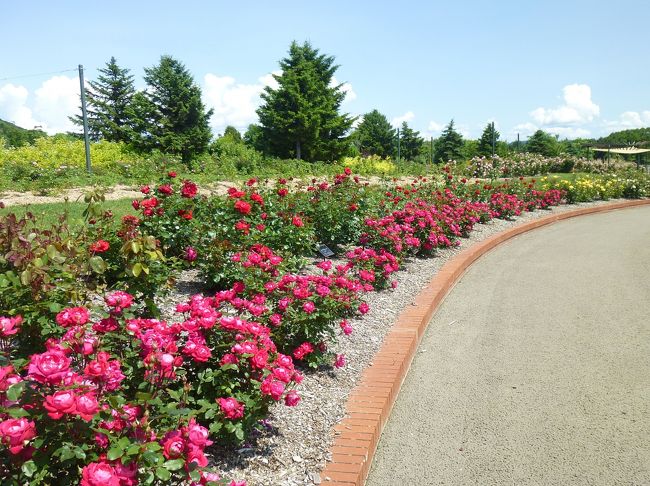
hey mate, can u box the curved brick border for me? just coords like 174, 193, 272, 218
319, 199, 650, 485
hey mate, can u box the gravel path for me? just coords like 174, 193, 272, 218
366, 205, 650, 486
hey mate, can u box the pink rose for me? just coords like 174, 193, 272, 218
28, 350, 71, 385
162, 431, 186, 459
76, 393, 100, 421
0, 418, 37, 454
302, 301, 316, 314
81, 462, 120, 486
334, 354, 346, 368
43, 390, 77, 419
186, 418, 212, 448
0, 315, 22, 337
184, 246, 198, 262
217, 397, 245, 420
284, 390, 301, 407
56, 307, 90, 327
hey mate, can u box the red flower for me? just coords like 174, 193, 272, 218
27, 351, 71, 385
140, 185, 150, 194
162, 431, 186, 459
44, 390, 77, 419
234, 200, 252, 215
217, 397, 245, 419
89, 240, 110, 253
75, 393, 99, 421
344, 167, 352, 175
284, 390, 301, 407
81, 462, 120, 486
181, 180, 198, 198
0, 418, 37, 455
292, 215, 304, 227
277, 188, 288, 197
168, 171, 177, 178
157, 184, 173, 196
56, 306, 90, 327
0, 315, 22, 337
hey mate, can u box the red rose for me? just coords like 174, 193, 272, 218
56, 306, 90, 327
234, 200, 252, 215
44, 390, 77, 419
0, 315, 22, 337
89, 240, 110, 253
162, 432, 186, 459
75, 393, 100, 421
186, 419, 212, 448
80, 462, 120, 486
0, 418, 37, 455
181, 180, 198, 198
277, 188, 288, 197
284, 390, 301, 406
157, 184, 173, 196
168, 171, 177, 178
217, 397, 245, 419
291, 215, 304, 227
27, 350, 71, 385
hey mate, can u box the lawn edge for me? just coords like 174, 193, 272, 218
319, 198, 650, 486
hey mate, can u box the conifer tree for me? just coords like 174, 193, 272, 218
353, 109, 396, 158
477, 122, 500, 157
434, 120, 464, 163
134, 55, 213, 165
70, 57, 136, 143
257, 41, 354, 161
399, 121, 424, 161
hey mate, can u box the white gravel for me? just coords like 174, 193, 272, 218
155, 200, 621, 486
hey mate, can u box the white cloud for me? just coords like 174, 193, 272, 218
391, 111, 415, 127
603, 110, 650, 132
0, 76, 79, 134
545, 126, 591, 139
511, 122, 538, 139
0, 83, 38, 129
531, 84, 600, 125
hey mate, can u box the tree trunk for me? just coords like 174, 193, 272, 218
296, 140, 301, 160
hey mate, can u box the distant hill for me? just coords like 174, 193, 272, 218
597, 127, 650, 146
0, 118, 48, 147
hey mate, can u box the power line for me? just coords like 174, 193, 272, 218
0, 68, 78, 82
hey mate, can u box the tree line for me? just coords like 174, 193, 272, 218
71, 41, 619, 166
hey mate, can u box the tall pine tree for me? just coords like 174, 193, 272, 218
70, 57, 136, 143
399, 121, 424, 161
134, 55, 213, 165
257, 41, 354, 161
477, 122, 500, 157
434, 120, 464, 163
353, 109, 395, 157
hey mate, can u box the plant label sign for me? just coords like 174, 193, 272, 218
318, 244, 335, 258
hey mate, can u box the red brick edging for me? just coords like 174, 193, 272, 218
319, 199, 650, 485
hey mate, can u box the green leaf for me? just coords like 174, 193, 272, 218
21, 460, 37, 478
163, 459, 185, 471
126, 444, 141, 456
132, 262, 142, 277
7, 381, 26, 402
107, 446, 123, 461
89, 256, 107, 274
155, 467, 171, 481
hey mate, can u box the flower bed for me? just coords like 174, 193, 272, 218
1, 167, 649, 484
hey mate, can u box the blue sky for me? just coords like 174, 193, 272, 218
1, 0, 649, 140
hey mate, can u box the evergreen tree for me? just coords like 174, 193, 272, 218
526, 129, 559, 156
70, 57, 136, 143
256, 41, 354, 161
353, 110, 395, 157
434, 120, 464, 163
243, 124, 268, 153
222, 125, 242, 143
134, 55, 213, 165
477, 122, 500, 157
398, 121, 423, 161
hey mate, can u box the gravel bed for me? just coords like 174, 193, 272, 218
145, 199, 619, 486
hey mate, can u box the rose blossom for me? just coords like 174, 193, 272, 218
27, 350, 71, 385
185, 246, 198, 262
162, 431, 186, 459
217, 397, 245, 419
0, 418, 37, 454
0, 315, 22, 337
43, 390, 78, 419
334, 354, 346, 368
89, 240, 110, 253
56, 307, 90, 327
234, 200, 252, 215
186, 418, 213, 448
76, 393, 100, 421
81, 462, 120, 486
284, 390, 301, 407
181, 180, 198, 198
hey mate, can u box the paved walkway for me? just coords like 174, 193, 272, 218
366, 206, 650, 486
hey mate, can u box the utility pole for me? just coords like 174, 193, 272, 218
516, 133, 520, 153
78, 64, 92, 173
396, 127, 401, 164
491, 122, 496, 157
430, 136, 434, 171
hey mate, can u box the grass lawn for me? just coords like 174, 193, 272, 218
0, 198, 136, 228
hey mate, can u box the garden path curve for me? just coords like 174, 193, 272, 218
366, 205, 650, 485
